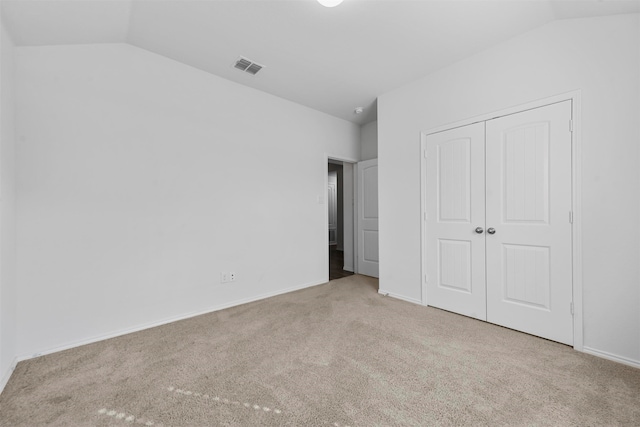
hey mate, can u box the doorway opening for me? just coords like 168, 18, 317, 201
328, 159, 355, 281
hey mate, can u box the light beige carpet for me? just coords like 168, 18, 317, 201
1, 275, 639, 426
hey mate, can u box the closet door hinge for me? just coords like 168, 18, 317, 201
423, 149, 428, 159
424, 274, 429, 283
569, 120, 573, 132
570, 302, 574, 315
569, 211, 574, 224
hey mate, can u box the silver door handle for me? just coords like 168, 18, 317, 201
487, 228, 496, 235
475, 227, 484, 234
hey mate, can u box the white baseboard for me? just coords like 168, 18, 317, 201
378, 289, 423, 305
17, 279, 327, 364
582, 346, 640, 369
0, 357, 19, 395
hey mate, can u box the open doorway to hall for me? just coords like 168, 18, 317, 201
328, 160, 355, 281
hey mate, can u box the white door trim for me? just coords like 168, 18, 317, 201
419, 90, 583, 351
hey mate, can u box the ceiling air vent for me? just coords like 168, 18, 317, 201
233, 56, 264, 76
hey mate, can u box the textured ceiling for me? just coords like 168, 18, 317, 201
2, 0, 639, 125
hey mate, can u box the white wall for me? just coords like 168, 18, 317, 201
360, 120, 378, 161
378, 14, 640, 364
0, 18, 17, 389
15, 43, 359, 357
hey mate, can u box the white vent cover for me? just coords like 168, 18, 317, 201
233, 57, 264, 76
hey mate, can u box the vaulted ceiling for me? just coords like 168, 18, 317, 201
2, 0, 639, 125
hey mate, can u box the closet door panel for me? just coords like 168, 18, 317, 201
485, 101, 573, 345
425, 122, 486, 320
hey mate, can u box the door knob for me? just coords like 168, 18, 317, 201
487, 228, 496, 235
475, 227, 484, 234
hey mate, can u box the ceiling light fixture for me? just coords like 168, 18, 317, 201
317, 0, 344, 7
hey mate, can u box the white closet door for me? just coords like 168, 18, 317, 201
425, 122, 487, 320
357, 159, 379, 278
485, 101, 573, 345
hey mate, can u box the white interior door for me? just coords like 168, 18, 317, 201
425, 122, 487, 320
423, 101, 574, 345
485, 101, 573, 345
357, 159, 378, 278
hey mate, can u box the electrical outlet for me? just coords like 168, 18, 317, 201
229, 272, 236, 282
220, 272, 229, 283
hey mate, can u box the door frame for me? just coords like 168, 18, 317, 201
419, 90, 583, 350
324, 154, 358, 282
